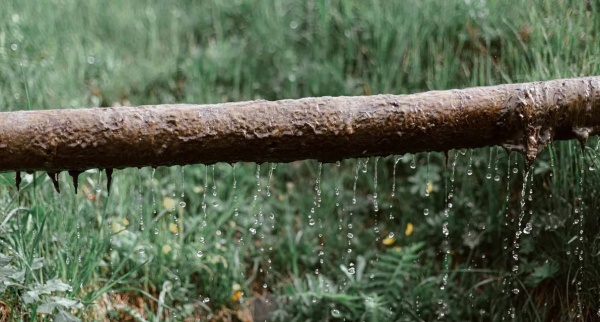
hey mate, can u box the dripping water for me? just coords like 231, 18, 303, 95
352, 160, 361, 205
486, 147, 494, 180
574, 145, 586, 318
266, 163, 276, 198
210, 165, 216, 199
509, 165, 532, 300
313, 162, 324, 271
440, 151, 459, 292
372, 157, 379, 213
494, 147, 501, 182
232, 164, 239, 217
467, 149, 474, 176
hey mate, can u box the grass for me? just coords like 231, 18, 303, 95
0, 0, 600, 320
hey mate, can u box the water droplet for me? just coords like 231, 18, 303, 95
523, 222, 532, 234
467, 169, 473, 176
486, 173, 492, 179
249, 228, 256, 235
423, 208, 429, 216
179, 201, 186, 208
331, 309, 341, 317
10, 43, 18, 51
347, 233, 354, 239
512, 289, 519, 294
442, 223, 449, 236
494, 175, 500, 182
203, 297, 210, 303
347, 267, 355, 274
196, 251, 203, 258
308, 218, 316, 226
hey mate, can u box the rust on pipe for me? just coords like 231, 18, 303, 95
0, 76, 599, 174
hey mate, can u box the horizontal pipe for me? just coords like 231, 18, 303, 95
0, 76, 599, 175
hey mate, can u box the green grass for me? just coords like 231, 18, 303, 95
1, 0, 600, 321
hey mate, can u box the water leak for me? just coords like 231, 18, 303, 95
313, 162, 324, 269
509, 163, 533, 304
486, 147, 493, 180
266, 163, 276, 198
467, 149, 474, 176
232, 164, 239, 217
352, 159, 361, 205
5, 139, 600, 320
493, 147, 501, 182
372, 157, 379, 213
574, 146, 586, 317
440, 151, 459, 293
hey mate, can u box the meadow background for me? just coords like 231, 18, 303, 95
1, 0, 600, 321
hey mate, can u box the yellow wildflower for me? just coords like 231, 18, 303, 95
405, 222, 414, 236
163, 197, 176, 210
162, 244, 172, 254
382, 236, 396, 246
427, 182, 433, 194
169, 222, 179, 234
111, 222, 122, 233
122, 218, 130, 226
231, 290, 243, 302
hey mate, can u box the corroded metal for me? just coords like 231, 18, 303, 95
0, 76, 599, 175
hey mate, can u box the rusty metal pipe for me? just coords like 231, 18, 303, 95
1, 76, 599, 175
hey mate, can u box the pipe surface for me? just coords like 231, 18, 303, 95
0, 76, 599, 174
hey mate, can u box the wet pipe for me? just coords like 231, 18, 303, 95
1, 76, 599, 190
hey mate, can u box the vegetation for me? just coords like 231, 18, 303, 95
0, 0, 599, 320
